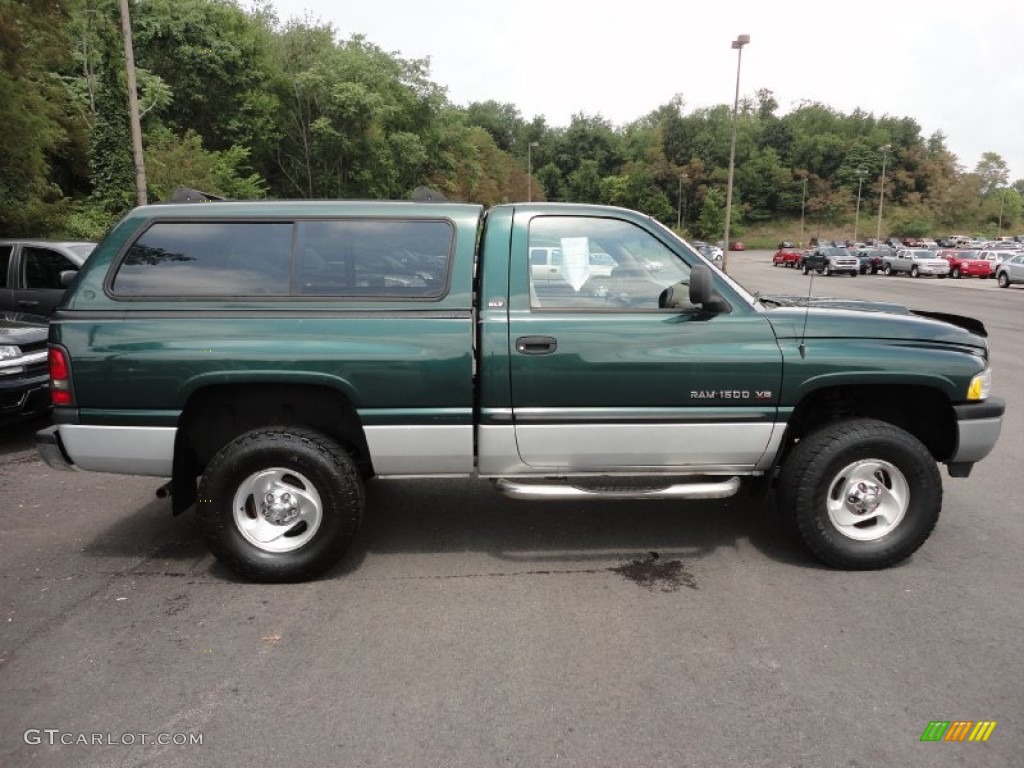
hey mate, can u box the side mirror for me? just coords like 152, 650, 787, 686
688, 265, 730, 314
59, 270, 78, 288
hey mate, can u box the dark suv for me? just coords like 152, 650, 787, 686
801, 247, 860, 276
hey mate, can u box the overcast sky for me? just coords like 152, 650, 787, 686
265, 0, 1024, 181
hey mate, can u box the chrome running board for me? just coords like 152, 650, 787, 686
495, 476, 741, 501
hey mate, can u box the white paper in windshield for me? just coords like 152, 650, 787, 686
560, 237, 591, 291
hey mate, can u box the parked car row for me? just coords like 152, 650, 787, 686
771, 242, 1024, 288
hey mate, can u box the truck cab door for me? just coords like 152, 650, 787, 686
506, 211, 784, 473
14, 246, 77, 315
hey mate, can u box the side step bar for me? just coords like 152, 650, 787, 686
495, 476, 741, 501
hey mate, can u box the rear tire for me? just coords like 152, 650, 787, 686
198, 427, 365, 582
777, 419, 941, 569
884, 263, 893, 275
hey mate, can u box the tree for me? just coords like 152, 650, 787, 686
0, 0, 75, 232
974, 152, 1010, 195
462, 101, 524, 153
131, 0, 277, 154
144, 128, 266, 201
695, 187, 725, 240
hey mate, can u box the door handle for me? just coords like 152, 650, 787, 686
17, 300, 40, 307
515, 335, 557, 355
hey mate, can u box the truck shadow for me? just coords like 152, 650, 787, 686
80, 477, 822, 580
348, 478, 820, 573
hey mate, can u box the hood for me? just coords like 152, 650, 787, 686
0, 314, 48, 346
758, 295, 988, 350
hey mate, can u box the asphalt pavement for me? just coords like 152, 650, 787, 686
1, 252, 1020, 767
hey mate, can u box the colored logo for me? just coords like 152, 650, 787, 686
920, 721, 997, 742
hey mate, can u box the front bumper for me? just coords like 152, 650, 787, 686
0, 373, 50, 426
948, 397, 1005, 468
915, 264, 949, 275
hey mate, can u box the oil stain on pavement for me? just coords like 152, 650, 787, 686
610, 552, 697, 592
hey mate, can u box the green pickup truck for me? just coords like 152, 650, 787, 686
36, 201, 1004, 581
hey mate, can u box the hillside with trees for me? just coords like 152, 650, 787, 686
2, 0, 1021, 241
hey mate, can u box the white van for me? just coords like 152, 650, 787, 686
528, 247, 615, 283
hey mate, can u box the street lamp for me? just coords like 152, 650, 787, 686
799, 176, 808, 247
721, 33, 750, 272
676, 173, 688, 229
998, 188, 1006, 234
875, 144, 891, 246
853, 168, 866, 243
527, 141, 539, 202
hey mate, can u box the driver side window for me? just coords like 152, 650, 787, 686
528, 216, 691, 310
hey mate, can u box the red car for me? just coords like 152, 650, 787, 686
772, 242, 801, 267
937, 250, 992, 279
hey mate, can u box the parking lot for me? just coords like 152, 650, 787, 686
1, 251, 1021, 768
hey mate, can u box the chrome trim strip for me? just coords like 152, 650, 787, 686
496, 476, 741, 500
0, 350, 47, 371
364, 425, 473, 475
58, 425, 176, 476
950, 417, 1003, 464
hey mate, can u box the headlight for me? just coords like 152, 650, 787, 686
967, 368, 991, 401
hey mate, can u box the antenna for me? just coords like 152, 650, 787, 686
799, 250, 814, 359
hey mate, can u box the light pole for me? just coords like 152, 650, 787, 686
875, 144, 891, 246
676, 173, 688, 229
527, 141, 539, 202
853, 168, 866, 243
721, 33, 750, 272
799, 176, 807, 247
118, 0, 147, 205
998, 188, 1006, 234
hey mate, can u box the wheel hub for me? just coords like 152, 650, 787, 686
261, 489, 299, 525
845, 480, 883, 515
826, 458, 910, 542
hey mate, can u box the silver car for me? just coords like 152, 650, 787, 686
996, 253, 1024, 288
883, 249, 950, 278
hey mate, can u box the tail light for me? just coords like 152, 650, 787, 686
49, 347, 73, 406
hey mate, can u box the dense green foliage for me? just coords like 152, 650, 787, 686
1, 0, 1020, 240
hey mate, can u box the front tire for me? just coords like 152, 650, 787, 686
884, 263, 893, 276
952, 267, 961, 279
911, 265, 920, 278
198, 427, 365, 582
776, 419, 941, 569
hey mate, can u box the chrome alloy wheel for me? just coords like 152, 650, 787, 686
232, 468, 323, 552
826, 459, 909, 541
